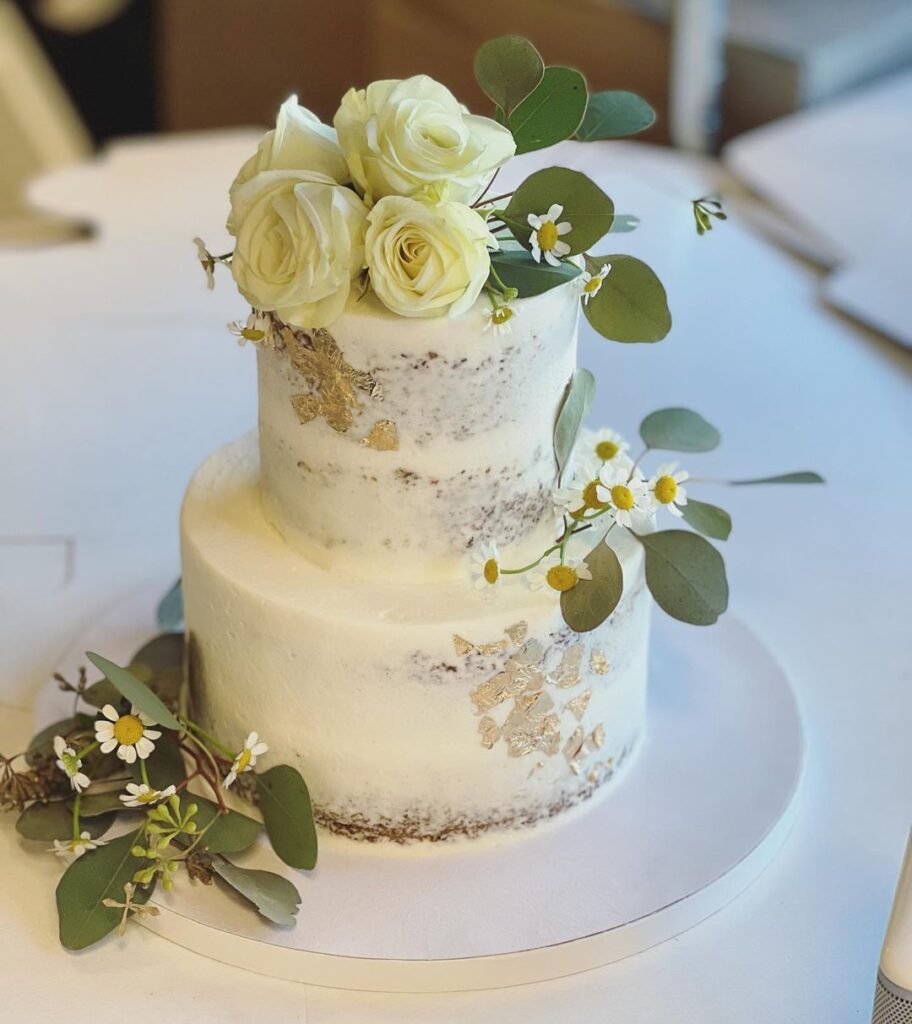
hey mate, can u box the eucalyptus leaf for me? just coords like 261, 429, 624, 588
129, 633, 185, 705
577, 90, 656, 140
583, 254, 671, 342
730, 471, 824, 486
474, 35, 544, 115
507, 66, 588, 154
17, 801, 115, 841
56, 830, 150, 950
637, 530, 728, 625
86, 651, 181, 730
255, 765, 318, 870
26, 714, 94, 766
609, 214, 640, 233
192, 796, 262, 855
128, 731, 186, 790
489, 249, 581, 298
72, 791, 128, 817
680, 499, 732, 541
81, 678, 121, 711
554, 368, 596, 483
213, 858, 301, 927
505, 167, 614, 254
639, 407, 720, 452
560, 540, 624, 633
156, 578, 184, 632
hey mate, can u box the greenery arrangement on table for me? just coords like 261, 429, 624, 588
1, 603, 316, 949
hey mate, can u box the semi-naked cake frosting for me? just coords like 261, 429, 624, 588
181, 280, 651, 842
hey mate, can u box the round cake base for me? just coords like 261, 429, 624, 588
41, 584, 803, 993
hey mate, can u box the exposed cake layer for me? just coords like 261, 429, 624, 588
181, 435, 651, 842
257, 284, 578, 582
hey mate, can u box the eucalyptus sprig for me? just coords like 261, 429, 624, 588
5, 620, 317, 950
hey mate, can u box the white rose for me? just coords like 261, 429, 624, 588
227, 95, 349, 234
365, 196, 496, 318
229, 169, 367, 329
334, 75, 515, 205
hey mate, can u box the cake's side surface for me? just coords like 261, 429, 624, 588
181, 435, 651, 842
256, 285, 578, 581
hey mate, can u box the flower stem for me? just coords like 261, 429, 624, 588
501, 524, 593, 575
74, 739, 99, 760
182, 719, 233, 758
72, 792, 81, 841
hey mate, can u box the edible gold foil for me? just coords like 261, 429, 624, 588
504, 621, 529, 645
453, 634, 473, 657
564, 689, 592, 722
360, 419, 399, 451
589, 649, 610, 675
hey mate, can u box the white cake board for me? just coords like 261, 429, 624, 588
40, 583, 803, 993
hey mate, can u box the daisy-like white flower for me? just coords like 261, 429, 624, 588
94, 705, 161, 764
578, 263, 611, 304
119, 782, 177, 808
193, 237, 215, 289
53, 735, 90, 793
50, 831, 106, 861
483, 303, 518, 337
223, 732, 269, 789
527, 204, 572, 267
228, 311, 273, 347
585, 427, 630, 465
596, 460, 650, 529
471, 540, 503, 591
647, 463, 690, 517
529, 555, 593, 593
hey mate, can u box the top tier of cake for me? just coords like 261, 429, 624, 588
257, 281, 579, 582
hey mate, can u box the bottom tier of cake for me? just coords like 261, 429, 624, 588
180, 435, 652, 842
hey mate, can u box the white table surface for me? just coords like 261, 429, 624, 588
1, 130, 910, 1022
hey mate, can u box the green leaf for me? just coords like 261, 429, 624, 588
17, 801, 115, 841
730, 471, 824, 486
507, 66, 588, 154
474, 35, 544, 116
560, 540, 624, 633
156, 578, 184, 632
128, 633, 185, 706
86, 652, 181, 730
554, 368, 596, 483
639, 407, 720, 452
25, 714, 94, 767
212, 858, 300, 927
192, 797, 262, 855
637, 530, 728, 625
56, 830, 150, 950
609, 214, 640, 233
505, 167, 614, 255
489, 249, 581, 298
81, 677, 121, 711
128, 731, 186, 790
680, 499, 732, 541
255, 765, 318, 871
583, 254, 671, 342
72, 791, 127, 817
577, 90, 656, 140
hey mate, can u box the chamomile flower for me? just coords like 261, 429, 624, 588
193, 237, 215, 289
527, 204, 572, 267
483, 303, 518, 336
553, 455, 606, 523
647, 463, 690, 517
53, 735, 90, 793
584, 427, 630, 465
94, 705, 161, 764
597, 460, 649, 529
471, 540, 503, 590
228, 311, 273, 347
578, 263, 611, 304
529, 555, 592, 593
119, 783, 177, 808
50, 831, 105, 862
223, 732, 269, 789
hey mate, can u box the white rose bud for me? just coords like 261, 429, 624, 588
334, 75, 515, 206
227, 96, 349, 234
365, 196, 496, 318
229, 169, 367, 329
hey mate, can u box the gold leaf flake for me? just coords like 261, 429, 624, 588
589, 649, 610, 675
587, 765, 602, 785
502, 690, 560, 757
479, 716, 500, 749
564, 689, 592, 722
360, 419, 399, 451
476, 639, 509, 656
504, 621, 528, 645
552, 643, 584, 689
470, 669, 529, 713
586, 723, 606, 752
453, 634, 473, 657
563, 726, 586, 774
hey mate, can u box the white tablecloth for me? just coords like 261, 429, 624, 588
1, 131, 910, 1022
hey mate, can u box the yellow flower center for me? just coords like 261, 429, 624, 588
537, 220, 558, 251
582, 480, 609, 510
583, 275, 602, 294
483, 558, 500, 585
235, 749, 253, 773
491, 306, 514, 326
113, 714, 144, 746
60, 751, 80, 775
654, 475, 678, 504
241, 327, 265, 342
611, 484, 635, 511
596, 440, 619, 460
138, 789, 159, 804
546, 565, 579, 592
